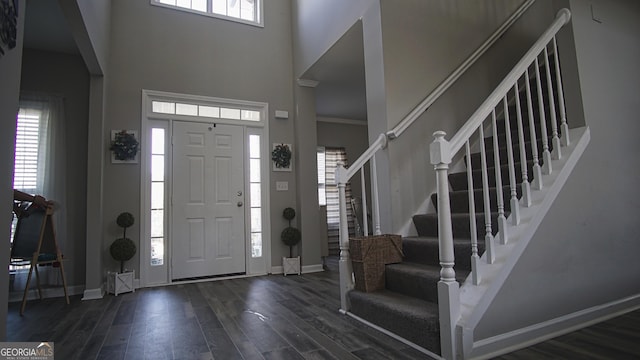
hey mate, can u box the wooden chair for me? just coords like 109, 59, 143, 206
10, 205, 69, 315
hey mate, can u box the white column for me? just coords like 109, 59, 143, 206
371, 154, 382, 236
336, 165, 354, 313
430, 131, 459, 360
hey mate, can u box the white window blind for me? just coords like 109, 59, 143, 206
14, 108, 43, 192
319, 147, 354, 256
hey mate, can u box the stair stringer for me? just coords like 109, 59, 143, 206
455, 126, 590, 359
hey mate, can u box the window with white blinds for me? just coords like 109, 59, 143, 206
14, 108, 43, 193
317, 147, 354, 256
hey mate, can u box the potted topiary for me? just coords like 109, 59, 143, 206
281, 207, 301, 276
107, 212, 137, 296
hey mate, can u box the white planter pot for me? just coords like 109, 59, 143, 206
282, 256, 301, 276
107, 270, 135, 296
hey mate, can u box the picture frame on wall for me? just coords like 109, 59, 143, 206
272, 143, 292, 172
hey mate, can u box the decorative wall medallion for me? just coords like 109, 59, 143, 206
0, 0, 18, 57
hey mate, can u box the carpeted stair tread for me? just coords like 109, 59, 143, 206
386, 262, 469, 302
348, 289, 441, 352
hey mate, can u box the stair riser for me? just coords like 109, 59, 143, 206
413, 213, 501, 239
348, 292, 441, 352
402, 239, 485, 271
385, 266, 439, 303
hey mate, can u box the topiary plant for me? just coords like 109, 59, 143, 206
110, 212, 137, 273
281, 207, 301, 258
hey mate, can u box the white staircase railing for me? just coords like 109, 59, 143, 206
335, 0, 536, 314
432, 9, 571, 358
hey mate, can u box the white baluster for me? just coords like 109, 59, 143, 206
336, 164, 354, 313
553, 36, 570, 147
515, 80, 532, 207
544, 46, 562, 160
503, 94, 520, 227
430, 131, 459, 360
371, 154, 382, 236
478, 125, 495, 264
491, 110, 508, 245
535, 57, 553, 175
526, 68, 544, 190
360, 169, 369, 236
466, 140, 480, 285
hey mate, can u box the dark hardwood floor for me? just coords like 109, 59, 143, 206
7, 258, 640, 359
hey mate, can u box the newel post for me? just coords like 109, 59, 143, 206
430, 131, 460, 359
336, 164, 354, 313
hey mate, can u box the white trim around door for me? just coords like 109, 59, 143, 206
140, 89, 271, 287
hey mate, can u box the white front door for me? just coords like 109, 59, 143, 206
171, 121, 245, 280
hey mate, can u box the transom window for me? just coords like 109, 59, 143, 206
152, 0, 262, 26
151, 100, 261, 122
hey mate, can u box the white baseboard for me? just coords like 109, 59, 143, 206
469, 294, 640, 359
81, 287, 104, 301
270, 263, 324, 275
302, 263, 324, 273
8, 284, 85, 303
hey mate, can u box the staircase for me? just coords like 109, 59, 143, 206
348, 61, 562, 355
336, 8, 583, 359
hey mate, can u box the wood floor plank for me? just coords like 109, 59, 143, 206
6, 257, 640, 360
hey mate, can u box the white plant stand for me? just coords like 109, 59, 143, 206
107, 270, 135, 296
282, 256, 301, 276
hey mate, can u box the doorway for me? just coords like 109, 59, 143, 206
171, 121, 246, 280
140, 90, 270, 287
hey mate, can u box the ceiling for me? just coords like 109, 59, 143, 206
300, 22, 368, 122
21, 1, 367, 122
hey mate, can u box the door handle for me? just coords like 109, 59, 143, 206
237, 201, 243, 207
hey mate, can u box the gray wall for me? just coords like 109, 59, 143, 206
0, 0, 25, 340
292, 0, 376, 78
59, 0, 111, 76
77, 0, 111, 74
19, 49, 90, 288
476, 0, 640, 340
379, 1, 563, 233
103, 0, 297, 276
